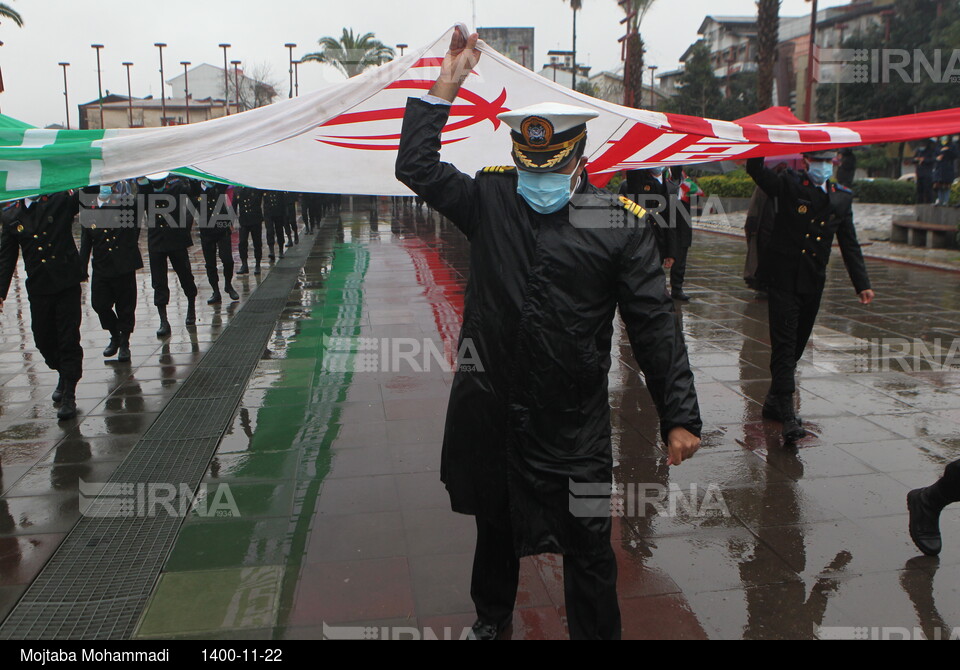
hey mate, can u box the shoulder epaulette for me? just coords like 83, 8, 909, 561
481, 166, 516, 174
618, 195, 647, 219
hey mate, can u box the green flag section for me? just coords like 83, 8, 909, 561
0, 120, 109, 201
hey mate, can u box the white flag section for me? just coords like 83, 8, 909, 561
3, 24, 960, 201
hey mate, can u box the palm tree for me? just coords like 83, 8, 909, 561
756, 0, 781, 110
0, 2, 23, 27
617, 0, 657, 108
301, 29, 395, 79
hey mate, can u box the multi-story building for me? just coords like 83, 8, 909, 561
478, 27, 535, 70
663, 0, 895, 120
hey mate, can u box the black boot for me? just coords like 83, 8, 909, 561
907, 488, 943, 556
671, 289, 690, 302
103, 330, 120, 358
117, 332, 131, 363
762, 392, 803, 425
52, 375, 65, 403
254, 262, 262, 276
237, 264, 250, 276
207, 292, 222, 305
776, 394, 806, 443
156, 307, 171, 338
225, 283, 240, 302
185, 300, 197, 327
466, 616, 512, 640
57, 379, 78, 421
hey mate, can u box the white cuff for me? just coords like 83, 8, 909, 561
421, 94, 453, 106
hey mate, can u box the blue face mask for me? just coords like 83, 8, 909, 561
99, 185, 113, 198
517, 170, 574, 214
649, 167, 664, 177
807, 162, 833, 185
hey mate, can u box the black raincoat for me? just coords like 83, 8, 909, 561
396, 98, 702, 557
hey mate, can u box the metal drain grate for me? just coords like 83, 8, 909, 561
0, 227, 323, 640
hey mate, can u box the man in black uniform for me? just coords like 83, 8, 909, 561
747, 150, 875, 443
396, 30, 702, 640
0, 191, 84, 420
262, 190, 286, 261
668, 166, 696, 301
283, 191, 299, 247
618, 168, 676, 270
79, 182, 143, 362
235, 187, 265, 276
142, 173, 198, 337
196, 180, 239, 305
908, 459, 960, 556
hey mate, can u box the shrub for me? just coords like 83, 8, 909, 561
852, 178, 915, 205
697, 175, 756, 198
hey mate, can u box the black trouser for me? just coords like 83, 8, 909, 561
149, 247, 198, 307
471, 515, 621, 640
238, 224, 263, 266
927, 460, 960, 509
671, 246, 690, 291
767, 287, 823, 395
265, 215, 285, 257
29, 284, 83, 382
91, 271, 137, 336
201, 230, 235, 291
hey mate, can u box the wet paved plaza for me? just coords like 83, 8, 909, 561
2, 201, 960, 639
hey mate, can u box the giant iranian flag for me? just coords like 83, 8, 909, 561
2, 25, 960, 201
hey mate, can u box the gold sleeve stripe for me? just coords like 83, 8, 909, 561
618, 195, 647, 219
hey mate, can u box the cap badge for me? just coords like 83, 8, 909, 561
521, 117, 553, 148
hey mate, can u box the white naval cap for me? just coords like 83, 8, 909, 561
497, 103, 600, 172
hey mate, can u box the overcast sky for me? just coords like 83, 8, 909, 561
0, 0, 852, 128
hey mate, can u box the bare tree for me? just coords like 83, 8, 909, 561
225, 61, 281, 111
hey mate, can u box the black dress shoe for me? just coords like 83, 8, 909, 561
207, 293, 222, 305
466, 616, 512, 640
117, 334, 131, 362
908, 488, 943, 556
156, 320, 172, 338
103, 335, 120, 358
57, 396, 78, 421
237, 265, 250, 276
185, 304, 197, 327
226, 286, 240, 302
254, 264, 262, 275
762, 393, 803, 425
671, 290, 690, 302
52, 376, 65, 403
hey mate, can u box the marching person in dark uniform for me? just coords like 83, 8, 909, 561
668, 166, 699, 301
743, 161, 788, 295
907, 139, 937, 205
284, 191, 300, 247
747, 150, 875, 443
0, 191, 84, 420
78, 182, 143, 363
141, 173, 198, 338
396, 29, 701, 640
618, 168, 676, 273
262, 190, 287, 261
196, 180, 239, 305
235, 187, 265, 276
908, 459, 960, 556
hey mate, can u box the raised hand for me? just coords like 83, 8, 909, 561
430, 27, 482, 102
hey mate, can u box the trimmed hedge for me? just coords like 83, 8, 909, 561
697, 176, 756, 198
851, 179, 915, 205
698, 174, 931, 205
